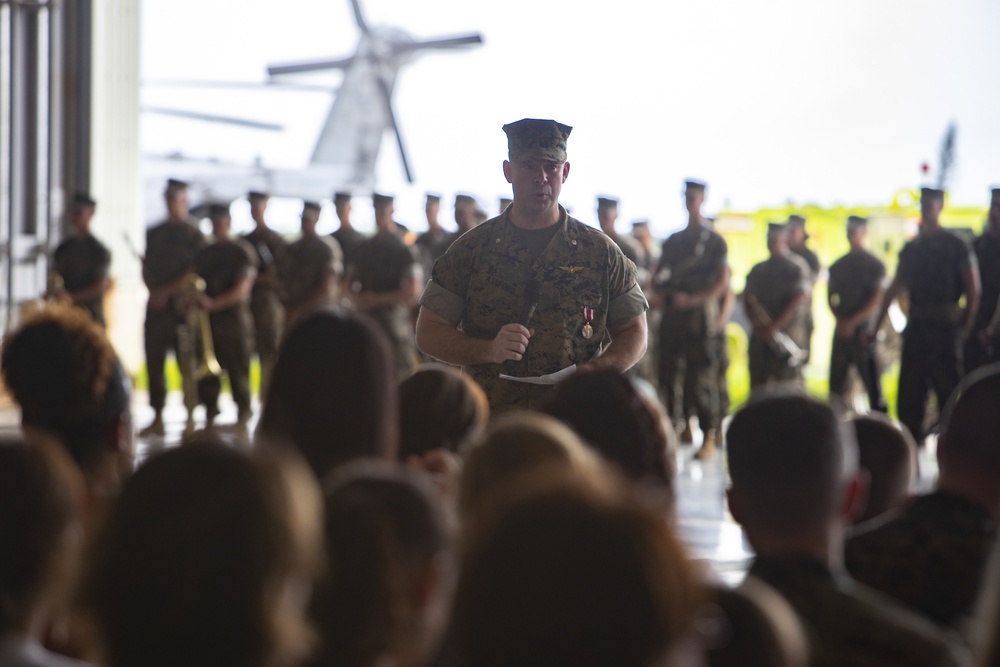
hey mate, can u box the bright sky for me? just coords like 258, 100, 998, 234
141, 0, 1000, 236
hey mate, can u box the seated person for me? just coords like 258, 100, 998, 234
450, 470, 703, 667
847, 367, 1000, 635
0, 437, 90, 667
850, 413, 917, 525
1, 304, 133, 525
256, 309, 398, 480
77, 439, 322, 667
304, 462, 451, 667
726, 389, 969, 667
398, 364, 489, 461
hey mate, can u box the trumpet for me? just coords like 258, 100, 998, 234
745, 292, 808, 368
176, 273, 223, 434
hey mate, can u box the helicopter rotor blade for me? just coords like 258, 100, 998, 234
374, 76, 413, 183
267, 56, 356, 77
350, 0, 370, 35
142, 107, 284, 131
391, 34, 483, 57
144, 79, 333, 92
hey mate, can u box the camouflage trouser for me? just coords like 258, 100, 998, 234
658, 312, 722, 431
144, 306, 185, 411
631, 309, 661, 390
250, 289, 284, 399
898, 320, 962, 442
829, 331, 886, 412
197, 308, 253, 420
748, 336, 802, 389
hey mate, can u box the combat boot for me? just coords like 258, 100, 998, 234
678, 419, 694, 445
694, 429, 717, 461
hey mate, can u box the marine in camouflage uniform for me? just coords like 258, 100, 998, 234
788, 214, 821, 362
350, 193, 422, 380
743, 223, 810, 388
437, 193, 481, 256
872, 187, 980, 443
827, 216, 887, 412
750, 557, 969, 667
331, 191, 368, 282
241, 191, 288, 399
596, 196, 646, 270
653, 180, 728, 457
964, 188, 1000, 371
417, 118, 648, 414
194, 203, 258, 429
414, 193, 451, 280
51, 192, 111, 326
140, 179, 207, 437
629, 219, 660, 388
277, 201, 344, 327
846, 492, 997, 634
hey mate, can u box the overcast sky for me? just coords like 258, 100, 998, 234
141, 0, 1000, 235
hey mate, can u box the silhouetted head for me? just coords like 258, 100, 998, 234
257, 309, 398, 480
542, 369, 675, 495
452, 472, 701, 667
306, 462, 451, 667
398, 364, 489, 460
851, 414, 916, 524
726, 390, 857, 545
0, 437, 83, 636
80, 440, 322, 667
937, 364, 1000, 490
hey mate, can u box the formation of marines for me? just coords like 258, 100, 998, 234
50, 136, 1000, 448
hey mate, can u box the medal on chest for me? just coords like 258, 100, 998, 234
582, 307, 594, 339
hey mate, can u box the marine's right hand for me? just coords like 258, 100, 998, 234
489, 323, 533, 364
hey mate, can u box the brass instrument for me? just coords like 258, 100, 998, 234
745, 292, 808, 368
176, 273, 223, 435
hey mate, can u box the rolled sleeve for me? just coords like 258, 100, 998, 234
419, 279, 465, 325
608, 282, 648, 327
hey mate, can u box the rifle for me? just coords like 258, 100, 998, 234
744, 292, 807, 368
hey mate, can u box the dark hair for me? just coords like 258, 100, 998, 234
79, 440, 322, 667
542, 369, 674, 492
0, 437, 82, 635
1, 305, 127, 474
452, 474, 701, 667
939, 365, 1000, 474
726, 391, 850, 535
398, 365, 488, 459
306, 462, 449, 667
851, 414, 915, 524
257, 309, 398, 478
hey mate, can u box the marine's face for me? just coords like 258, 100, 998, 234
301, 210, 319, 236
250, 198, 268, 223
374, 204, 395, 233
767, 233, 788, 255
165, 190, 189, 219
336, 202, 351, 223
426, 201, 440, 221
71, 205, 95, 234
211, 215, 231, 239
684, 190, 704, 216
921, 197, 943, 224
598, 207, 618, 233
504, 159, 570, 215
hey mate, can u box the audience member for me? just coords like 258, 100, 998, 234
726, 389, 969, 667
257, 309, 398, 479
0, 437, 89, 667
398, 364, 489, 460
542, 368, 675, 498
1, 305, 133, 520
457, 411, 600, 536
450, 471, 702, 667
305, 463, 452, 667
78, 440, 322, 667
846, 366, 1000, 634
850, 413, 917, 525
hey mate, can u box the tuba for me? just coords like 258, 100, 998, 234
744, 292, 808, 368
176, 273, 223, 434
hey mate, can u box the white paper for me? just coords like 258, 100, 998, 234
499, 364, 578, 385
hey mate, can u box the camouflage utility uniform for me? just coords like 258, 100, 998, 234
846, 491, 998, 633
332, 227, 368, 281
743, 253, 810, 388
655, 225, 728, 431
352, 233, 422, 379
750, 556, 969, 667
143, 219, 207, 413
420, 206, 647, 414
194, 237, 258, 423
53, 233, 111, 325
894, 230, 975, 441
242, 226, 288, 396
792, 243, 821, 361
828, 248, 886, 408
